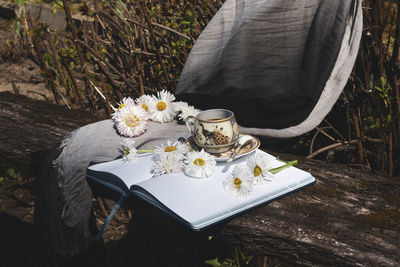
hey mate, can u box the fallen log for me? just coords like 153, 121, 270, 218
127, 155, 400, 266
1, 91, 399, 266
0, 91, 102, 175
220, 158, 400, 266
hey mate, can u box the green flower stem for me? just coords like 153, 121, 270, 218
269, 160, 298, 174
137, 150, 155, 153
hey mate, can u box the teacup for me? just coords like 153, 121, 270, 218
185, 109, 239, 154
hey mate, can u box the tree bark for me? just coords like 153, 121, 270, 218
0, 92, 102, 175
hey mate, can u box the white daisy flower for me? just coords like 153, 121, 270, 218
135, 94, 153, 113
113, 104, 149, 137
223, 165, 253, 198
112, 97, 135, 119
154, 140, 188, 160
178, 104, 200, 122
152, 155, 183, 176
247, 152, 274, 184
173, 101, 190, 112
184, 149, 216, 178
120, 139, 139, 163
149, 90, 177, 123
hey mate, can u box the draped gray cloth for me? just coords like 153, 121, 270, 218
176, 0, 362, 138
34, 0, 362, 261
35, 120, 189, 261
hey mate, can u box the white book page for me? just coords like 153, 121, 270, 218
134, 151, 314, 229
88, 155, 155, 187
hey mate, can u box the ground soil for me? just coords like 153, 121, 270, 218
0, 57, 53, 101
0, 17, 53, 102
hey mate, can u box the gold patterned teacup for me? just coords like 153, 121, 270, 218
185, 109, 239, 154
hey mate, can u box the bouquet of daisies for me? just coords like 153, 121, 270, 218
112, 90, 200, 137
120, 138, 217, 179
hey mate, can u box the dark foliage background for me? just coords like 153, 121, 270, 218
5, 0, 398, 176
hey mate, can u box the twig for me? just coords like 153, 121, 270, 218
310, 127, 335, 154
100, 74, 112, 115
364, 136, 384, 143
349, 163, 372, 170
11, 80, 20, 95
58, 92, 72, 110
62, 0, 95, 112
76, 39, 140, 95
139, 0, 170, 86
388, 130, 393, 176
353, 109, 364, 163
135, 54, 145, 95
47, 36, 76, 108
60, 55, 84, 108
126, 209, 132, 220
323, 119, 345, 140
97, 197, 108, 218
88, 79, 116, 111
26, 14, 60, 105
151, 22, 192, 41
88, 79, 106, 100
307, 140, 358, 159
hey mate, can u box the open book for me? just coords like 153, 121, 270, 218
87, 150, 315, 230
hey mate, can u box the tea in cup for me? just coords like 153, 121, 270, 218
185, 109, 239, 154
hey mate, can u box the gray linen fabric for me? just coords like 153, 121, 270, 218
176, 0, 362, 137
35, 120, 189, 260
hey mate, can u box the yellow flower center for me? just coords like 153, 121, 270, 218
157, 101, 167, 111
141, 104, 148, 111
193, 158, 205, 166
125, 147, 130, 155
234, 177, 242, 189
164, 146, 177, 152
254, 165, 262, 177
125, 114, 140, 127
117, 103, 126, 110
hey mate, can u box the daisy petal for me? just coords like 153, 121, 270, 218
154, 140, 188, 160
173, 101, 190, 113
149, 90, 177, 123
113, 104, 149, 137
246, 152, 275, 184
112, 97, 135, 118
178, 104, 200, 122
223, 165, 253, 197
120, 139, 139, 163
184, 149, 216, 178
152, 155, 183, 176
135, 94, 153, 113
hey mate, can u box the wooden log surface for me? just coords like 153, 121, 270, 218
0, 91, 102, 175
1, 92, 399, 266
219, 159, 400, 266
129, 154, 400, 267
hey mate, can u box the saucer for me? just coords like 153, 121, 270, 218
185, 134, 260, 162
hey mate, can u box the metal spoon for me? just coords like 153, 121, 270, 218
226, 135, 254, 163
